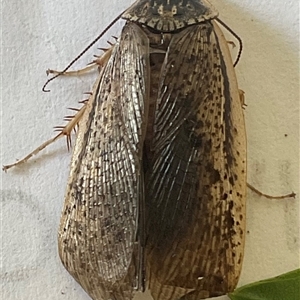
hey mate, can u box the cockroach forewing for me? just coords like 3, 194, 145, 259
145, 20, 246, 300
57, 23, 150, 300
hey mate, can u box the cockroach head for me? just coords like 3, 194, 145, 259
123, 0, 218, 32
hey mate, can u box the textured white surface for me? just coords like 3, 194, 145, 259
1, 0, 299, 300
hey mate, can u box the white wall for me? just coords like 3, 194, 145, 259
1, 0, 299, 299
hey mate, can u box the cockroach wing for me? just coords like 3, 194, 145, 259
58, 23, 150, 300
146, 21, 246, 299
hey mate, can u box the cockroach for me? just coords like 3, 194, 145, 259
4, 1, 248, 299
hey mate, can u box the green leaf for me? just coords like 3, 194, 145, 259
228, 269, 300, 300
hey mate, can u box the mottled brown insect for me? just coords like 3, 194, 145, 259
4, 1, 247, 299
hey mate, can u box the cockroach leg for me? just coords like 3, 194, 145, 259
3, 103, 87, 171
